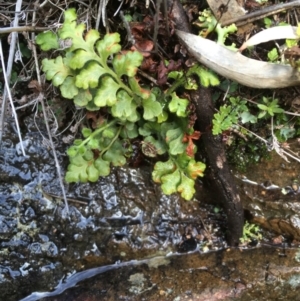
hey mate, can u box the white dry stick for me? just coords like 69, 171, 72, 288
0, 26, 51, 35
279, 146, 300, 163
96, 0, 109, 29
31, 0, 69, 214
176, 30, 300, 89
113, 0, 125, 17
239, 124, 300, 163
0, 39, 26, 156
36, 93, 70, 214
270, 117, 289, 162
95, 0, 103, 30
239, 26, 299, 52
0, 0, 23, 147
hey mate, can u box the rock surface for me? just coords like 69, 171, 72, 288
1, 115, 300, 301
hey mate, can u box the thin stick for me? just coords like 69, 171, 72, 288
153, 0, 162, 53
0, 39, 26, 156
42, 188, 89, 205
222, 0, 300, 26
238, 124, 300, 163
0, 0, 25, 153
95, 0, 103, 30
113, 0, 124, 17
119, 10, 135, 45
0, 26, 55, 35
162, 0, 170, 38
31, 0, 69, 214
244, 96, 300, 117
96, 0, 109, 29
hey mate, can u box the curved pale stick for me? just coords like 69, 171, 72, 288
239, 26, 298, 51
176, 30, 300, 89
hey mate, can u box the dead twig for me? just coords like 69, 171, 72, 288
153, 0, 162, 53
96, 0, 109, 30
0, 39, 26, 156
238, 124, 300, 163
119, 10, 135, 45
41, 187, 90, 205
0, 0, 25, 154
222, 0, 300, 26
0, 26, 57, 35
31, 0, 69, 215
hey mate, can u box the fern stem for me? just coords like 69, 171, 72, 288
79, 119, 118, 148
100, 124, 123, 157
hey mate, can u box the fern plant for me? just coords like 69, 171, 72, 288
36, 8, 219, 200
212, 96, 257, 135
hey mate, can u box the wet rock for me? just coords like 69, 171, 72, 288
27, 241, 58, 258
237, 151, 300, 240
22, 247, 300, 301
2, 113, 300, 301
0, 215, 18, 237
1, 233, 31, 250
0, 115, 223, 301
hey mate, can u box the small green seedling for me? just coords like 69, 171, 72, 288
240, 221, 262, 244
194, 9, 237, 49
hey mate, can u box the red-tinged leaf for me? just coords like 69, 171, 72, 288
128, 77, 151, 99
182, 131, 201, 157
186, 160, 206, 179
140, 57, 158, 73
131, 40, 154, 58
157, 61, 168, 86
86, 111, 105, 129
130, 23, 148, 41
186, 141, 195, 157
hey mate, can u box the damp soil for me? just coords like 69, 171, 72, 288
1, 114, 300, 301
